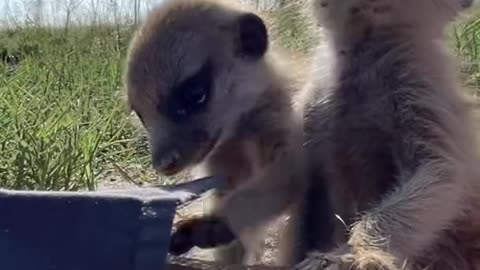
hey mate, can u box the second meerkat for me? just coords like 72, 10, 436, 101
296, 0, 480, 269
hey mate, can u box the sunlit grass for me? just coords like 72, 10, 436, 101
452, 9, 480, 98
0, 26, 148, 191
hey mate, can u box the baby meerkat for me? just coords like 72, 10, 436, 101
296, 0, 480, 269
124, 0, 310, 265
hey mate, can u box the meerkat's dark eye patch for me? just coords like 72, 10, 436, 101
165, 61, 213, 122
235, 13, 268, 60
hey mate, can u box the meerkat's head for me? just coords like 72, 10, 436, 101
312, 0, 474, 39
124, 0, 271, 176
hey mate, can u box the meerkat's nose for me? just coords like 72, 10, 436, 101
461, 0, 473, 8
153, 149, 181, 175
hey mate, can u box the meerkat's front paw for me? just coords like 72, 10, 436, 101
169, 216, 236, 256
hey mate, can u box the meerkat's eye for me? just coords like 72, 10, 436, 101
182, 83, 208, 105
167, 61, 213, 121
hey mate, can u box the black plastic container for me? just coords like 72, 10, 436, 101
0, 176, 224, 270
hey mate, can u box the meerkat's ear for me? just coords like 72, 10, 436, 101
235, 13, 268, 60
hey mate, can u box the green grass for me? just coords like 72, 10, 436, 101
1, 6, 479, 191
0, 26, 149, 191
452, 9, 480, 97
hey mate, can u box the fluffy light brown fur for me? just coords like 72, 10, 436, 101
295, 0, 480, 269
124, 0, 305, 265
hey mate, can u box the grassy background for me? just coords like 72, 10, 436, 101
0, 1, 479, 191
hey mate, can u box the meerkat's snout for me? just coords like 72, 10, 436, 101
461, 0, 474, 8
150, 127, 219, 175
152, 147, 181, 175
125, 0, 271, 177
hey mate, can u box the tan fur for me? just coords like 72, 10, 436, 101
124, 0, 304, 265
296, 0, 480, 269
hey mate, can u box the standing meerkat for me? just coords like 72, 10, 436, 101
296, 0, 480, 269
123, 0, 322, 265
